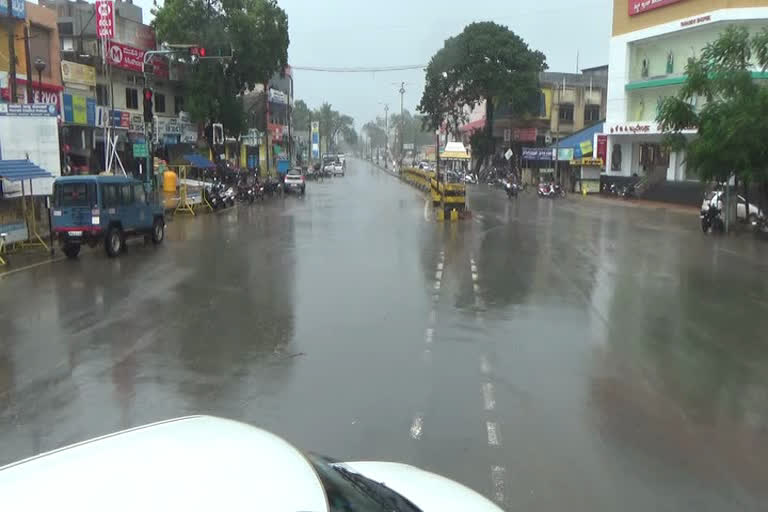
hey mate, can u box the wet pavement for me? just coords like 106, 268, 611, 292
2, 159, 768, 510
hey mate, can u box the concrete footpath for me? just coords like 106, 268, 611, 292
578, 193, 700, 215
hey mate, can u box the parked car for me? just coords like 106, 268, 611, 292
52, 175, 165, 259
701, 191, 764, 222
0, 416, 503, 511
332, 160, 345, 177
283, 169, 306, 195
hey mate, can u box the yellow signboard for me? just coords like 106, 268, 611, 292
538, 88, 552, 119
570, 158, 604, 167
580, 140, 593, 156
72, 95, 87, 124
61, 60, 96, 87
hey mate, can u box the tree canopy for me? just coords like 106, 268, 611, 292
313, 102, 354, 153
418, 22, 547, 169
292, 99, 312, 131
657, 25, 768, 188
152, 0, 289, 141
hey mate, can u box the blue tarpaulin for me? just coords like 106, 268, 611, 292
0, 159, 54, 182
550, 122, 604, 159
182, 154, 216, 169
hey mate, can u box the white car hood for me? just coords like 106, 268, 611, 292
345, 461, 503, 512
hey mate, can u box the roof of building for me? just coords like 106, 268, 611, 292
541, 71, 607, 88
581, 65, 609, 73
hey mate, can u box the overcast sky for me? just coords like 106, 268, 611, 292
137, 0, 612, 130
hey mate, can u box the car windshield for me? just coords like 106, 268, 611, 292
287, 170, 301, 176
306, 453, 422, 512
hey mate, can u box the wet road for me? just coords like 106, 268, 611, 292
2, 159, 768, 510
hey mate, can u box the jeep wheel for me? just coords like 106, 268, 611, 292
105, 226, 123, 257
63, 244, 81, 259
152, 218, 165, 244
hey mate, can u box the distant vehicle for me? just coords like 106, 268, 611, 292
418, 161, 432, 171
52, 175, 165, 259
338, 153, 346, 163
702, 190, 764, 222
284, 168, 306, 195
0, 416, 503, 512
332, 160, 345, 177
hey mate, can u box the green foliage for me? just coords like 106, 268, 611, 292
657, 25, 768, 184
312, 102, 354, 152
292, 100, 312, 131
417, 22, 547, 165
152, 0, 289, 139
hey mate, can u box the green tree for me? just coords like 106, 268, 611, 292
292, 99, 312, 132
418, 22, 547, 173
153, 0, 289, 150
313, 103, 354, 153
657, 25, 768, 219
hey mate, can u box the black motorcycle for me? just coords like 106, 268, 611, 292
204, 178, 226, 210
504, 180, 518, 199
701, 204, 724, 233
621, 183, 636, 200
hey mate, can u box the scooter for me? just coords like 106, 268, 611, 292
537, 182, 552, 198
701, 204, 724, 233
204, 178, 226, 209
504, 180, 517, 199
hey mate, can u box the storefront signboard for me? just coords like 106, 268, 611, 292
629, 0, 683, 16
130, 114, 144, 133
95, 0, 115, 38
0, 0, 26, 19
61, 60, 96, 87
62, 94, 97, 125
522, 147, 553, 160
580, 140, 593, 156
557, 148, 574, 161
513, 127, 537, 142
0, 103, 57, 117
107, 41, 169, 79
596, 135, 607, 162
133, 142, 148, 157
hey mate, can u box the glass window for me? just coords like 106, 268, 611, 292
584, 104, 600, 122
125, 88, 138, 110
96, 84, 109, 107
155, 93, 166, 113
102, 184, 119, 208
119, 184, 133, 205
559, 104, 574, 122
133, 184, 146, 204
55, 183, 93, 207
174, 95, 184, 114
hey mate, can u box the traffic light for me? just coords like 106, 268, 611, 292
189, 46, 206, 62
143, 88, 153, 123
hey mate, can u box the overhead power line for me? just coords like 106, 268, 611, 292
291, 64, 426, 73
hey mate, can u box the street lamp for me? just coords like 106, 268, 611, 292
33, 57, 46, 95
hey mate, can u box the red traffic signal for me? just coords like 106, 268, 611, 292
189, 46, 206, 58
143, 88, 153, 102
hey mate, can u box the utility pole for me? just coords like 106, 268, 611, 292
384, 104, 389, 169
399, 82, 405, 169
6, 0, 18, 103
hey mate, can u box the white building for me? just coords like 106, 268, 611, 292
605, 0, 768, 186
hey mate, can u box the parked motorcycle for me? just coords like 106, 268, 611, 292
621, 183, 636, 200
204, 178, 226, 210
538, 182, 565, 198
701, 204, 725, 233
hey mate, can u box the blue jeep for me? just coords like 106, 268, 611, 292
52, 176, 166, 259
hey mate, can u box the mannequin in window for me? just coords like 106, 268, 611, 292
611, 144, 622, 171
641, 57, 649, 78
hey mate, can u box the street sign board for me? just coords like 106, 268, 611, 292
504, 149, 513, 161
95, 0, 115, 39
503, 128, 511, 143
133, 143, 148, 158
403, 143, 415, 150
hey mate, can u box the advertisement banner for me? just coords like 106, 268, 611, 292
557, 148, 574, 161
629, 0, 683, 16
596, 135, 608, 162
311, 121, 320, 158
522, 147, 553, 160
0, 103, 57, 117
62, 60, 96, 87
107, 41, 169, 78
95, 0, 115, 39
580, 140, 593, 156
513, 127, 537, 142
62, 94, 96, 125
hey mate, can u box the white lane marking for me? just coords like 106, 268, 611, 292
435, 270, 443, 280
471, 272, 479, 282
429, 309, 436, 324
424, 199, 431, 221
480, 355, 491, 375
474, 218, 482, 225
473, 283, 480, 294
432, 293, 439, 302
482, 382, 496, 411
423, 348, 432, 365
425, 328, 434, 344
410, 415, 424, 440
470, 264, 478, 273
437, 262, 444, 271
491, 466, 506, 504
486, 421, 500, 446
0, 256, 65, 278
434, 280, 441, 291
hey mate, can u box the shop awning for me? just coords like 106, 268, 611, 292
549, 122, 604, 159
459, 118, 485, 133
0, 159, 54, 182
182, 153, 216, 169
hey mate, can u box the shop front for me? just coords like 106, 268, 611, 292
61, 92, 97, 174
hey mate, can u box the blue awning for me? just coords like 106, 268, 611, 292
182, 153, 216, 169
0, 159, 54, 182
550, 122, 604, 159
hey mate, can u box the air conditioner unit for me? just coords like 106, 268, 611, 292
61, 38, 74, 51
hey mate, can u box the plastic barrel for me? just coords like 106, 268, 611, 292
163, 170, 178, 193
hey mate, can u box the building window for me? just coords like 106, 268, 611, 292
174, 95, 184, 114
58, 22, 73, 35
584, 104, 600, 122
154, 93, 166, 113
96, 84, 109, 106
559, 103, 574, 122
125, 88, 138, 110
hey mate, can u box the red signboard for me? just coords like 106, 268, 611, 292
107, 41, 168, 78
95, 0, 114, 38
513, 127, 537, 142
596, 135, 607, 163
629, 0, 683, 16
268, 123, 284, 140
